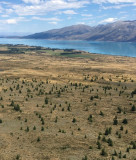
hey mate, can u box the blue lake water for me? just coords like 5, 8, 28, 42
0, 38, 136, 57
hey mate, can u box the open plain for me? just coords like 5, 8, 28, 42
0, 45, 136, 160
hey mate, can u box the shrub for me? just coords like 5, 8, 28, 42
113, 117, 118, 125
117, 107, 122, 113
105, 128, 109, 135
100, 111, 104, 116
82, 155, 87, 160
112, 156, 115, 160
55, 116, 58, 123
98, 135, 101, 140
131, 141, 136, 149
123, 154, 126, 158
45, 97, 48, 104
41, 119, 45, 125
131, 89, 136, 96
90, 96, 94, 100
126, 147, 129, 152
16, 154, 20, 160
88, 114, 92, 122
113, 150, 117, 156
0, 119, 2, 123
26, 126, 29, 132
97, 141, 101, 149
102, 136, 106, 142
37, 137, 40, 142
14, 104, 20, 111
89, 146, 93, 149
33, 126, 36, 130
67, 106, 71, 111
101, 148, 107, 156
107, 138, 113, 146
131, 105, 135, 111
122, 118, 128, 124
72, 118, 76, 123
118, 133, 121, 138
41, 127, 44, 131
10, 100, 14, 106
105, 127, 112, 135
125, 130, 128, 134
120, 126, 123, 130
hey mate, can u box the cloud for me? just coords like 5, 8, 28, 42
5, 8, 14, 14
100, 17, 117, 23
32, 16, 61, 25
11, 0, 89, 16
92, 0, 136, 10
92, 0, 136, 4
0, 5, 3, 13
1, 14, 9, 18
76, 22, 85, 24
48, 21, 58, 24
63, 10, 77, 14
0, 1, 11, 5
67, 16, 72, 20
32, 16, 61, 21
6, 19, 17, 24
22, 0, 43, 4
102, 3, 133, 9
56, 9, 77, 15
0, 17, 27, 24
81, 14, 92, 17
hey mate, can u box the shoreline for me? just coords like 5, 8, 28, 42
0, 44, 136, 59
0, 38, 136, 58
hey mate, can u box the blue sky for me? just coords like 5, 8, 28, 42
0, 0, 136, 35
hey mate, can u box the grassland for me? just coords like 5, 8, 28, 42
0, 44, 136, 160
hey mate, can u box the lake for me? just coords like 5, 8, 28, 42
0, 38, 136, 57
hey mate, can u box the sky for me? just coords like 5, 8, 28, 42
0, 0, 136, 35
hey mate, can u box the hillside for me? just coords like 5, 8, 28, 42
24, 24, 92, 40
24, 20, 136, 42
0, 45, 136, 160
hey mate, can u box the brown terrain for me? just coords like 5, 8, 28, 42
0, 45, 136, 160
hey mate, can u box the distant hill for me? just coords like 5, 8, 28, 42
24, 24, 92, 40
23, 21, 136, 42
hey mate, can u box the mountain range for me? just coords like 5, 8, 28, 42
22, 20, 136, 42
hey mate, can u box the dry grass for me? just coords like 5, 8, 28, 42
0, 45, 136, 160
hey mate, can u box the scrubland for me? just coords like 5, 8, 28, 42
0, 45, 136, 160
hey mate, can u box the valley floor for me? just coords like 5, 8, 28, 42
0, 45, 136, 160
